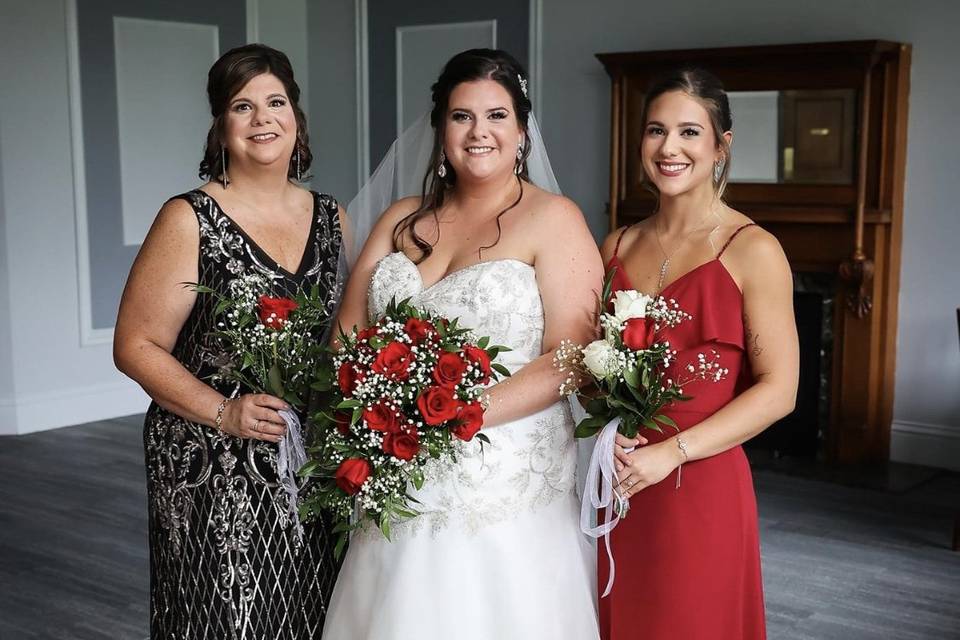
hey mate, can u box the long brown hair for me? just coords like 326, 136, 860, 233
393, 48, 533, 262
198, 44, 312, 184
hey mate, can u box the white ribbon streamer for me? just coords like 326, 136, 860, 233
580, 416, 631, 597
277, 408, 308, 541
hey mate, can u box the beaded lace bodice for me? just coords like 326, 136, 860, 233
362, 251, 577, 537
368, 252, 544, 371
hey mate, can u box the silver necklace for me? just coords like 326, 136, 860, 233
652, 212, 715, 294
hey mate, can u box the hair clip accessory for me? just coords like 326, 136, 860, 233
517, 74, 528, 98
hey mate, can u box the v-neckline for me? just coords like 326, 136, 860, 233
390, 251, 533, 293
199, 189, 318, 278
609, 255, 741, 299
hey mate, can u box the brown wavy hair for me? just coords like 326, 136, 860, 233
198, 44, 311, 184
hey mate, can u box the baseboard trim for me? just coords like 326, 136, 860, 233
0, 380, 150, 435
890, 420, 960, 472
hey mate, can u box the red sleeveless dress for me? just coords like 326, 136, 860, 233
599, 224, 766, 640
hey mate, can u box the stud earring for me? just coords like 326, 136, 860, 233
437, 149, 447, 178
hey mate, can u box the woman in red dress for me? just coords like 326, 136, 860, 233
597, 68, 799, 639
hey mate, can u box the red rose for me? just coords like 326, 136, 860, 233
372, 341, 414, 381
334, 411, 352, 436
334, 458, 370, 495
417, 386, 460, 425
463, 345, 493, 383
363, 401, 400, 433
383, 427, 420, 460
432, 351, 468, 389
337, 362, 362, 396
404, 318, 436, 344
622, 317, 656, 351
356, 325, 379, 342
452, 401, 484, 441
257, 295, 298, 329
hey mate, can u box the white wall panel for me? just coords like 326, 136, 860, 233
396, 21, 496, 135
114, 17, 218, 246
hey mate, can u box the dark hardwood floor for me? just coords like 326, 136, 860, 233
1, 416, 958, 639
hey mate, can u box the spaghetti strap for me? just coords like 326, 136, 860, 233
613, 226, 630, 258
717, 223, 757, 258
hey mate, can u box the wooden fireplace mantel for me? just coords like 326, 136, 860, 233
597, 40, 912, 464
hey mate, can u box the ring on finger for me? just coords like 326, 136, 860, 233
253, 419, 261, 433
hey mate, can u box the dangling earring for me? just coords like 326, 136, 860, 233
713, 158, 725, 183
437, 149, 447, 178
220, 145, 228, 188
514, 140, 524, 176
295, 145, 302, 182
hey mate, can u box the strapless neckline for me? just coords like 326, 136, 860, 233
384, 251, 535, 293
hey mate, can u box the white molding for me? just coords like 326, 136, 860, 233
394, 20, 497, 139
890, 419, 960, 472
0, 380, 150, 436
246, 0, 259, 43
355, 0, 369, 189
528, 0, 543, 120
65, 0, 107, 347
891, 419, 960, 440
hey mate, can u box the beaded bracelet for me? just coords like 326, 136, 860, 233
215, 397, 231, 433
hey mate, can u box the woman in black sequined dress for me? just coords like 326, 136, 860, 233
114, 44, 342, 639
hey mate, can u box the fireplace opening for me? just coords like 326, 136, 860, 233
746, 272, 835, 458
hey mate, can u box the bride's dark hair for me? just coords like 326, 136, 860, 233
393, 48, 533, 262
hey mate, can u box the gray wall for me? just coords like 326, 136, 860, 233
307, 0, 359, 203
540, 0, 960, 468
0, 126, 14, 428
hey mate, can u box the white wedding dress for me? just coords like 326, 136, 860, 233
321, 251, 599, 640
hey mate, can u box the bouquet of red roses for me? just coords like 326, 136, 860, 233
191, 274, 331, 537
298, 297, 509, 553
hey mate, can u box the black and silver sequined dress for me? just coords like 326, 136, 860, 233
143, 189, 342, 639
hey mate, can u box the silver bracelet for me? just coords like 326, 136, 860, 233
675, 436, 689, 490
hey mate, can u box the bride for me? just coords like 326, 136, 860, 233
322, 48, 601, 639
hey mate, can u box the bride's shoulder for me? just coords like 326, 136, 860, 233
522, 183, 585, 226
381, 195, 425, 224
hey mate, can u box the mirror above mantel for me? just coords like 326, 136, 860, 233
727, 89, 856, 185
597, 40, 912, 465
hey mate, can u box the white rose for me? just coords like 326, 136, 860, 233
581, 340, 623, 379
612, 290, 653, 323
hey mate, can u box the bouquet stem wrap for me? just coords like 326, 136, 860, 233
278, 408, 308, 541
580, 416, 630, 597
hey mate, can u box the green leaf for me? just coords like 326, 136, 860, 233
641, 417, 663, 433
492, 363, 512, 377
267, 363, 285, 398
297, 460, 320, 478
336, 399, 363, 410
653, 414, 677, 429
477, 336, 490, 349
574, 421, 603, 438
623, 365, 640, 388
334, 532, 348, 560
379, 514, 392, 541
411, 468, 424, 490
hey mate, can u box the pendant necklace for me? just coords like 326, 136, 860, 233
652, 211, 717, 294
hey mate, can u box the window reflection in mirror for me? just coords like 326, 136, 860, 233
727, 89, 856, 185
